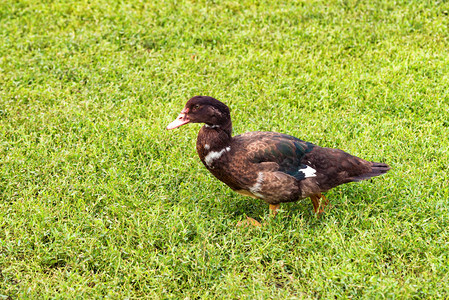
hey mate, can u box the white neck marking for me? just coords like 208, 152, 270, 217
205, 124, 220, 129
204, 146, 230, 167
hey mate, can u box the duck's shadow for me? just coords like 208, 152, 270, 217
220, 191, 316, 224
217, 184, 386, 226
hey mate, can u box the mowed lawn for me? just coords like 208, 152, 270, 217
1, 0, 449, 298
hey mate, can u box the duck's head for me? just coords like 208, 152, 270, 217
166, 96, 231, 130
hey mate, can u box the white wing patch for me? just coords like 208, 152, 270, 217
299, 165, 317, 178
249, 172, 265, 199
205, 146, 230, 167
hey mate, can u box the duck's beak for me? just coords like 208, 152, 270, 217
166, 109, 190, 130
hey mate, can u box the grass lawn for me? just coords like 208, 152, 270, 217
1, 0, 449, 298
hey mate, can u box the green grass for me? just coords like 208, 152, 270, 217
1, 0, 449, 298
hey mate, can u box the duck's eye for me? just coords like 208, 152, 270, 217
193, 104, 200, 111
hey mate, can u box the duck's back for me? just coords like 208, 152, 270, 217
203, 131, 388, 204
232, 131, 315, 177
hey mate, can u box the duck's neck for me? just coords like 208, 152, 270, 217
196, 119, 232, 154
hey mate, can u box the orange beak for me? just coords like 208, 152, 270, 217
166, 109, 190, 130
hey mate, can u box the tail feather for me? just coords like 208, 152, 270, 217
350, 162, 391, 182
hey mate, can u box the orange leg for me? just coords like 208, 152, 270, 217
269, 204, 280, 216
237, 217, 262, 227
237, 204, 280, 228
310, 193, 329, 215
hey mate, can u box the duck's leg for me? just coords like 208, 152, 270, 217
310, 193, 329, 215
237, 217, 262, 227
237, 204, 280, 227
269, 204, 280, 216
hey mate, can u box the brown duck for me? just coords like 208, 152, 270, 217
167, 96, 390, 225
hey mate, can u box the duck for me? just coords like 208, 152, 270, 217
166, 96, 390, 225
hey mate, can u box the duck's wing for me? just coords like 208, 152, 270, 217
233, 131, 316, 180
